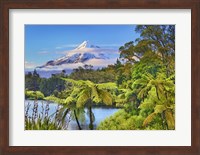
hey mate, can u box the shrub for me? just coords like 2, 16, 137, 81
25, 90, 45, 100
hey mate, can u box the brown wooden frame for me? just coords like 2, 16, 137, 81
0, 0, 200, 155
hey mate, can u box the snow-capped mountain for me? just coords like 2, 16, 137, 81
37, 41, 118, 72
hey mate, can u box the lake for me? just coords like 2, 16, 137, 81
25, 100, 119, 130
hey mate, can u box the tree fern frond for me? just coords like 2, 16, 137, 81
61, 78, 85, 86
97, 82, 117, 90
77, 89, 90, 108
115, 98, 127, 104
165, 110, 175, 130
143, 112, 156, 126
138, 86, 150, 99
98, 90, 113, 105
44, 96, 65, 104
125, 90, 135, 99
139, 102, 154, 110
133, 79, 148, 85
144, 73, 154, 81
91, 85, 99, 99
154, 104, 166, 114
65, 96, 76, 105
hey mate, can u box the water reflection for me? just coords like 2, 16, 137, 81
25, 100, 119, 130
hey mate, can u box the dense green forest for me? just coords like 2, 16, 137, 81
25, 25, 175, 130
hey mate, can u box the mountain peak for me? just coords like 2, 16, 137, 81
36, 41, 118, 71
75, 41, 100, 50
75, 41, 88, 50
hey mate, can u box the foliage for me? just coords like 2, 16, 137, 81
25, 90, 45, 100
44, 95, 66, 104
62, 78, 117, 107
62, 78, 117, 129
39, 74, 66, 96
25, 116, 63, 130
69, 65, 116, 83
97, 109, 145, 130
25, 70, 66, 97
25, 69, 40, 91
25, 101, 69, 130
99, 25, 175, 130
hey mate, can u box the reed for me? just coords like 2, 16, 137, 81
25, 100, 70, 130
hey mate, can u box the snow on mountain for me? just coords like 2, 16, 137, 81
37, 41, 119, 72
75, 40, 88, 50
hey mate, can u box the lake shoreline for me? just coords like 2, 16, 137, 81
25, 100, 120, 130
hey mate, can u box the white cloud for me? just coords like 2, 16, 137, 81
37, 57, 117, 72
86, 58, 117, 67
55, 44, 78, 49
55, 43, 121, 50
37, 51, 49, 54
25, 61, 37, 69
55, 47, 119, 56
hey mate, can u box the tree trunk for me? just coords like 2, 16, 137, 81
89, 105, 94, 130
74, 110, 82, 130
155, 86, 160, 100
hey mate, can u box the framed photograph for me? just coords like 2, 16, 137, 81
0, 0, 199, 155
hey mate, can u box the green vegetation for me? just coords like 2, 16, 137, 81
25, 90, 45, 100
25, 116, 63, 130
25, 25, 175, 130
25, 70, 66, 96
62, 79, 117, 129
98, 25, 175, 130
25, 101, 69, 130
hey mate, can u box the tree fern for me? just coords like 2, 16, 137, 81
61, 78, 117, 129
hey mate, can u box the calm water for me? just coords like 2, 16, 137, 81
25, 100, 119, 130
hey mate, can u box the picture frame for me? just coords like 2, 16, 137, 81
0, 0, 199, 155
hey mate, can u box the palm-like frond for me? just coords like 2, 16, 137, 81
154, 104, 166, 114
65, 96, 76, 105
137, 85, 150, 99
165, 110, 175, 129
61, 78, 85, 86
44, 96, 65, 104
70, 87, 82, 97
90, 85, 100, 102
97, 82, 117, 90
77, 89, 90, 108
143, 112, 156, 126
133, 78, 148, 85
98, 89, 113, 105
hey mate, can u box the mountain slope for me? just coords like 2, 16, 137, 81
37, 41, 118, 71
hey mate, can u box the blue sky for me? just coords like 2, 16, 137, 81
25, 25, 140, 69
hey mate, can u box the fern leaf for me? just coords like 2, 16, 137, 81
154, 104, 166, 114
61, 78, 85, 86
76, 89, 90, 108
133, 79, 148, 85
99, 90, 112, 105
143, 112, 156, 126
165, 110, 175, 130
65, 96, 75, 105
97, 82, 117, 90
